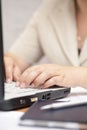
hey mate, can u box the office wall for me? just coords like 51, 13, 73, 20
2, 0, 42, 52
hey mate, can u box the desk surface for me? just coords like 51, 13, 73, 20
17, 107, 28, 112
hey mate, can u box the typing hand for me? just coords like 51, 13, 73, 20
18, 64, 87, 88
4, 53, 29, 83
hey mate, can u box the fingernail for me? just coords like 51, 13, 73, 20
20, 83, 26, 88
7, 78, 12, 83
40, 85, 44, 89
31, 83, 35, 88
16, 82, 20, 87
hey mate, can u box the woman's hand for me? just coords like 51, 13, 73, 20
4, 53, 29, 83
18, 64, 87, 88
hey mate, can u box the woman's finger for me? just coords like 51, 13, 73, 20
4, 58, 14, 83
19, 69, 42, 88
33, 72, 57, 87
41, 75, 64, 88
13, 65, 21, 81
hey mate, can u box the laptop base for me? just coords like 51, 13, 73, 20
0, 87, 70, 111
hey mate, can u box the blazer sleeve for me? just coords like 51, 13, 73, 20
9, 11, 44, 65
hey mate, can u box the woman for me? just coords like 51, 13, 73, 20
4, 0, 87, 88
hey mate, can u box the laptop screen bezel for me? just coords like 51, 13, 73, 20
0, 0, 5, 101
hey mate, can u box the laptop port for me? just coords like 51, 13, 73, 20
42, 93, 51, 100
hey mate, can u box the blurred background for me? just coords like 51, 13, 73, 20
2, 0, 42, 52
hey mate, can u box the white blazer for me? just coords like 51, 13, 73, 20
10, 0, 87, 66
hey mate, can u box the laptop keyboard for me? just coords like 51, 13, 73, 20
5, 82, 46, 99
5, 82, 43, 94
4, 82, 62, 100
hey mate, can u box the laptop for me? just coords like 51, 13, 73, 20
0, 0, 71, 111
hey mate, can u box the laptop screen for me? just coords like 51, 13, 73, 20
0, 0, 5, 101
